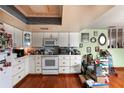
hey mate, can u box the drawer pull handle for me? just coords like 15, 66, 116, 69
63, 69, 65, 71
63, 62, 65, 64
18, 61, 21, 62
18, 76, 21, 78
0, 68, 3, 71
18, 67, 21, 69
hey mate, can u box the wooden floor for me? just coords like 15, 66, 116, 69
109, 69, 124, 88
15, 69, 124, 88
15, 74, 83, 88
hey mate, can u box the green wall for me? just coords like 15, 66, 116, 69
80, 28, 124, 67
79, 28, 108, 57
108, 49, 124, 67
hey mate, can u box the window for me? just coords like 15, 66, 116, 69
108, 27, 124, 48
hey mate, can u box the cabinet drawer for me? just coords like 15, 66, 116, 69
70, 66, 81, 73
59, 60, 70, 66
59, 67, 70, 73
35, 67, 41, 73
32, 55, 41, 62
12, 70, 25, 86
13, 58, 24, 66
70, 60, 81, 66
35, 61, 41, 67
59, 56, 70, 61
12, 63, 25, 76
36, 55, 41, 60
70, 56, 81, 61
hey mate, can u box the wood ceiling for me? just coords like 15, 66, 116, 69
15, 5, 62, 17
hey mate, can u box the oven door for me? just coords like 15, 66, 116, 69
42, 57, 58, 70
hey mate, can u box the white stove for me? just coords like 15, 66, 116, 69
42, 56, 59, 75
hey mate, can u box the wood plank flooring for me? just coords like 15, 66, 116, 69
14, 69, 124, 88
109, 69, 124, 88
14, 74, 83, 88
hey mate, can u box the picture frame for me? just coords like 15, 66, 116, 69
86, 47, 91, 53
90, 37, 96, 43
95, 46, 100, 52
79, 43, 83, 48
94, 31, 98, 36
81, 33, 89, 42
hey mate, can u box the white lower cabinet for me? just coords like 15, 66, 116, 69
59, 67, 70, 73
35, 55, 42, 74
11, 55, 81, 86
29, 55, 36, 74
12, 56, 29, 87
70, 66, 81, 73
59, 55, 81, 74
29, 55, 42, 74
12, 63, 25, 75
13, 71, 25, 86
35, 67, 42, 73
24, 56, 29, 76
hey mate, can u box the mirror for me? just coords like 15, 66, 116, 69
98, 33, 107, 46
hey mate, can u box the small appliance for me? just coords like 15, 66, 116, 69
13, 48, 24, 57
44, 38, 58, 46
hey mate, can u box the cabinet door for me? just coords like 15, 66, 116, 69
29, 56, 35, 74
0, 68, 12, 88
70, 56, 81, 66
52, 32, 58, 38
69, 32, 80, 47
24, 56, 29, 76
58, 32, 69, 47
43, 32, 52, 38
59, 67, 70, 73
14, 28, 23, 47
32, 32, 43, 47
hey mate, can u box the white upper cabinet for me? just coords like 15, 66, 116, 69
69, 32, 80, 47
43, 32, 58, 38
14, 28, 23, 48
4, 23, 23, 48
58, 32, 69, 47
43, 32, 52, 38
51, 32, 59, 38
32, 32, 43, 47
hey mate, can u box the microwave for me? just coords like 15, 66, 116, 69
44, 38, 58, 46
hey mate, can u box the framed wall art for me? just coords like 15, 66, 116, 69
86, 47, 91, 53
81, 33, 89, 43
94, 31, 98, 36
95, 46, 100, 52
90, 37, 96, 43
